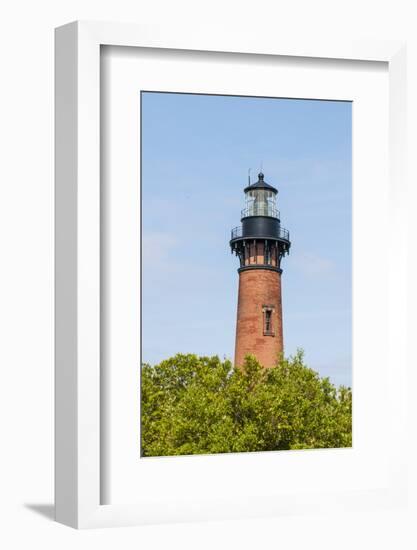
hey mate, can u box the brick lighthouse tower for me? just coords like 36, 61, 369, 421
230, 172, 291, 368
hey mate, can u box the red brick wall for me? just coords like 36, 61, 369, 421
234, 268, 283, 368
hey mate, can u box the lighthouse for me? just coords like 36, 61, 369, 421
230, 172, 291, 368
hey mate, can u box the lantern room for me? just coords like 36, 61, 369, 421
242, 172, 279, 219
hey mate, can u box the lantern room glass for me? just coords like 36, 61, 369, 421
244, 188, 277, 218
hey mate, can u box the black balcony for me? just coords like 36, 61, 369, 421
231, 224, 290, 243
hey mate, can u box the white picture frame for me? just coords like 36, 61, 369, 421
55, 21, 407, 529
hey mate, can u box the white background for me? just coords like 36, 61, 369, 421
1, 0, 417, 548
102, 47, 392, 507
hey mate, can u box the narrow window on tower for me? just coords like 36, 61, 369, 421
263, 307, 275, 336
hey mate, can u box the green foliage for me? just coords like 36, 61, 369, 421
141, 351, 352, 457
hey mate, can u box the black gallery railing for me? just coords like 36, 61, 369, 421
231, 225, 290, 241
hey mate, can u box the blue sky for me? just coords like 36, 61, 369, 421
141, 92, 352, 387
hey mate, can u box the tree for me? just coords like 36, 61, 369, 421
141, 351, 352, 457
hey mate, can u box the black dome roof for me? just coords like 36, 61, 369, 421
244, 172, 278, 194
